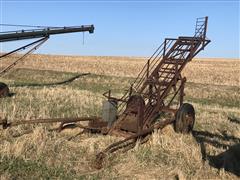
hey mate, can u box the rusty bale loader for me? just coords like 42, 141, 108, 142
0, 17, 210, 169
94, 16, 210, 167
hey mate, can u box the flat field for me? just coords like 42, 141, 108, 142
0, 54, 239, 179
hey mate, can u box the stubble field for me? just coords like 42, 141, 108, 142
0, 54, 239, 179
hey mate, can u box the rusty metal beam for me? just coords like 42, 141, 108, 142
0, 116, 100, 129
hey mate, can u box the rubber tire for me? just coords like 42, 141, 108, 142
0, 82, 10, 98
174, 103, 195, 134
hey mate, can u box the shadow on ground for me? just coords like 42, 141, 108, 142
10, 73, 90, 87
228, 116, 240, 125
192, 129, 240, 177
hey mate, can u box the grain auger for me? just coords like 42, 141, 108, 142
0, 24, 94, 97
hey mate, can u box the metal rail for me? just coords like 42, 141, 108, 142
0, 116, 99, 129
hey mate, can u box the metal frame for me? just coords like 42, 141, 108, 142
0, 37, 49, 76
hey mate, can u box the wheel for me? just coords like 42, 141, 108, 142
174, 103, 195, 134
0, 82, 10, 98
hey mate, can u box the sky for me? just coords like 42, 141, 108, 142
0, 0, 239, 58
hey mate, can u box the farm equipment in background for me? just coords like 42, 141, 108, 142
0, 24, 94, 97
0, 17, 210, 169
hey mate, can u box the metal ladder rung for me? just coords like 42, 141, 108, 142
158, 70, 175, 74
158, 81, 170, 86
178, 41, 197, 45
161, 67, 175, 70
174, 48, 191, 51
196, 20, 205, 23
164, 60, 185, 64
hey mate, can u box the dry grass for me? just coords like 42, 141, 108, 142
0, 54, 239, 179
0, 54, 239, 86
